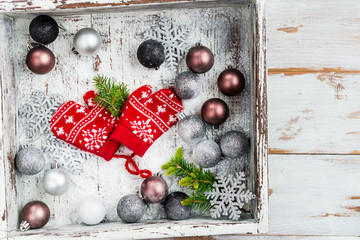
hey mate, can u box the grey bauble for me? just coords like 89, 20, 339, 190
164, 192, 190, 220
16, 147, 45, 175
220, 130, 248, 158
194, 139, 221, 168
117, 194, 145, 223
174, 71, 201, 99
177, 115, 206, 144
74, 28, 101, 55
42, 169, 71, 196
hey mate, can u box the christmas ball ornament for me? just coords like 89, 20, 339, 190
177, 115, 206, 144
42, 168, 71, 196
73, 28, 101, 55
164, 192, 191, 220
29, 15, 59, 45
141, 176, 168, 203
201, 98, 229, 126
137, 39, 165, 69
78, 198, 106, 225
186, 45, 214, 73
16, 147, 45, 175
194, 139, 221, 168
217, 68, 245, 96
26, 46, 55, 74
174, 71, 201, 100
220, 130, 249, 158
20, 201, 50, 231
117, 194, 145, 223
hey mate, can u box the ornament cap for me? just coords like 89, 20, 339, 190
177, 112, 187, 120
20, 220, 30, 232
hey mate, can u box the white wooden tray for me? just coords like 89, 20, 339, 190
0, 0, 267, 239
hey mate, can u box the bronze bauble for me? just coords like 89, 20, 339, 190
217, 68, 245, 96
186, 45, 214, 73
21, 201, 50, 229
141, 176, 168, 203
26, 46, 55, 74
201, 98, 229, 126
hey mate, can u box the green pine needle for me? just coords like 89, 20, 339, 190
92, 74, 130, 117
161, 147, 216, 193
181, 193, 212, 212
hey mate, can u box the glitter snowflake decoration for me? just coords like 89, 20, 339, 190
42, 134, 93, 174
205, 172, 255, 221
18, 91, 63, 140
144, 18, 190, 71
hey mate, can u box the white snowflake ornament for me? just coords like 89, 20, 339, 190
205, 172, 255, 221
18, 91, 63, 140
42, 134, 93, 174
144, 18, 190, 71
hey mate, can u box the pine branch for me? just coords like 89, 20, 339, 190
92, 74, 130, 117
161, 148, 216, 193
181, 193, 212, 212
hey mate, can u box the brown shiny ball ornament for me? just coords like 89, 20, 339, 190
186, 45, 214, 73
26, 46, 55, 74
20, 201, 50, 231
201, 98, 229, 126
141, 176, 168, 203
217, 68, 245, 96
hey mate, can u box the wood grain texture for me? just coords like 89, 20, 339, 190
267, 0, 360, 154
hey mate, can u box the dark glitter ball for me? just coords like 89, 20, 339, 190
29, 15, 59, 45
137, 39, 165, 69
117, 194, 145, 223
164, 192, 190, 220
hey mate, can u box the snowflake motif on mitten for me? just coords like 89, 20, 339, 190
82, 127, 108, 150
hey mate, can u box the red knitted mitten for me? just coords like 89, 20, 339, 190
50, 90, 121, 161
110, 85, 184, 157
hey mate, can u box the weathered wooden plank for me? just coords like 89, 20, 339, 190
268, 154, 360, 235
167, 236, 360, 240
0, 15, 18, 237
267, 0, 360, 69
268, 71, 360, 154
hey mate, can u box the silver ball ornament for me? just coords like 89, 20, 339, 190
74, 28, 101, 55
177, 115, 206, 144
174, 71, 201, 99
78, 198, 106, 225
42, 168, 70, 196
117, 194, 145, 223
194, 139, 221, 168
16, 147, 45, 175
220, 130, 248, 158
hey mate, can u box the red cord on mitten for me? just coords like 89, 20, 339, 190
110, 85, 184, 157
50, 91, 121, 161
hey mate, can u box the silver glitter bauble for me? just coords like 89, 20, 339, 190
177, 115, 206, 144
193, 139, 221, 168
74, 28, 101, 55
220, 130, 248, 158
16, 147, 45, 175
117, 194, 146, 223
174, 71, 201, 99
78, 198, 106, 225
42, 168, 70, 196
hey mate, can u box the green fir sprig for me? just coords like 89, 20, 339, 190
181, 192, 212, 212
161, 148, 215, 193
92, 74, 130, 117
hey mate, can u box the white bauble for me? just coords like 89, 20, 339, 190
42, 169, 70, 196
74, 28, 101, 56
78, 198, 106, 225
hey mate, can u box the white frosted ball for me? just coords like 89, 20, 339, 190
78, 198, 106, 225
43, 169, 71, 196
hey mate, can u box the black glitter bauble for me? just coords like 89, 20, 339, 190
137, 39, 165, 69
220, 130, 248, 158
164, 192, 190, 220
29, 15, 59, 45
117, 195, 145, 223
